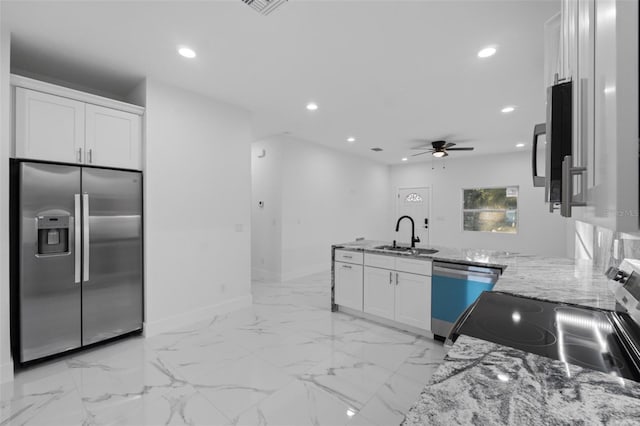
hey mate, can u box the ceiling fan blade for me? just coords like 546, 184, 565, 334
410, 145, 433, 150
447, 147, 475, 151
443, 142, 457, 149
411, 151, 433, 157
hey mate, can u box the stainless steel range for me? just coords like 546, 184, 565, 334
448, 259, 640, 382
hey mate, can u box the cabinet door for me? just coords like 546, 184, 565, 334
15, 87, 85, 164
395, 272, 431, 330
335, 262, 363, 311
363, 266, 394, 320
85, 104, 142, 170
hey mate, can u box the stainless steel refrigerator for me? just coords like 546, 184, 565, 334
11, 161, 143, 363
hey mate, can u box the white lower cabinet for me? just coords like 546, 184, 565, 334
335, 261, 363, 311
395, 271, 431, 330
364, 266, 395, 320
363, 262, 431, 331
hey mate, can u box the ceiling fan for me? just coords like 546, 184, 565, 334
411, 140, 475, 158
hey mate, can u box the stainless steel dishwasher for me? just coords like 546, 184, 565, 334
431, 261, 502, 340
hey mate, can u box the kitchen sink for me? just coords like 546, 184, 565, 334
374, 245, 412, 252
374, 245, 438, 256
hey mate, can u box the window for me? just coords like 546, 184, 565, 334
405, 193, 423, 203
463, 187, 518, 233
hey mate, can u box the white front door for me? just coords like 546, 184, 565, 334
396, 187, 430, 247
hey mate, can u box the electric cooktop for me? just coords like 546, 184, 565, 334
449, 291, 640, 382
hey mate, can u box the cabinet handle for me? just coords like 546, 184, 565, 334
88, 149, 93, 164
395, 273, 399, 286
343, 255, 352, 259
342, 264, 352, 269
560, 155, 587, 218
77, 147, 82, 163
389, 271, 392, 285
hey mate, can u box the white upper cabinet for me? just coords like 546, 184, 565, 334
85, 104, 141, 170
556, 0, 638, 232
15, 88, 85, 164
581, 0, 639, 232
13, 76, 144, 171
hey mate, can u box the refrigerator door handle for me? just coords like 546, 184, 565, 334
82, 193, 90, 282
74, 194, 81, 283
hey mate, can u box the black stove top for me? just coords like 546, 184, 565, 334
450, 292, 640, 382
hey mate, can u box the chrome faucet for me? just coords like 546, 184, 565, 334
395, 215, 420, 248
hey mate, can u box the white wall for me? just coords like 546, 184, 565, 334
252, 135, 391, 281
144, 80, 253, 335
251, 139, 283, 281
390, 151, 569, 257
0, 28, 13, 383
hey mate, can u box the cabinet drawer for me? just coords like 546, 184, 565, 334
364, 253, 396, 270
335, 249, 363, 264
395, 258, 431, 276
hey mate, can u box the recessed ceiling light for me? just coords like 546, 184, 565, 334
516, 143, 526, 148
347, 137, 356, 143
178, 46, 196, 58
501, 106, 516, 113
401, 157, 408, 162
306, 102, 318, 111
477, 46, 497, 58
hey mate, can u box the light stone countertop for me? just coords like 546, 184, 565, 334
332, 240, 640, 424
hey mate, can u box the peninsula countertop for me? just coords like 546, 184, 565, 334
332, 241, 640, 424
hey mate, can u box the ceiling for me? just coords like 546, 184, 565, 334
1, 0, 559, 164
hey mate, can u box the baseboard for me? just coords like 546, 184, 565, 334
338, 306, 433, 338
251, 267, 281, 283
0, 360, 14, 384
143, 294, 253, 337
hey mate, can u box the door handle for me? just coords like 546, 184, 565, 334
74, 194, 81, 283
88, 149, 93, 164
389, 271, 392, 285
395, 273, 399, 286
82, 193, 90, 282
77, 147, 83, 163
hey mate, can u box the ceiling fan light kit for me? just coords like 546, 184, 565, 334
411, 139, 475, 158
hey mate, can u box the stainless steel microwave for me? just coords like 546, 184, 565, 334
531, 80, 573, 204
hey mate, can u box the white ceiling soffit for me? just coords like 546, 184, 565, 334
1, 0, 560, 164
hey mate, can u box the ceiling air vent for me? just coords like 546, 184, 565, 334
371, 148, 384, 152
242, 0, 288, 15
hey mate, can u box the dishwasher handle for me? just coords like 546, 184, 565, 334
433, 265, 500, 282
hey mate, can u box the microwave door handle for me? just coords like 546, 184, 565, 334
532, 123, 546, 187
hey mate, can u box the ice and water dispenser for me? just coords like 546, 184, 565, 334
36, 214, 70, 255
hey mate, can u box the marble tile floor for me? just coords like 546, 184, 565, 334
0, 271, 447, 426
